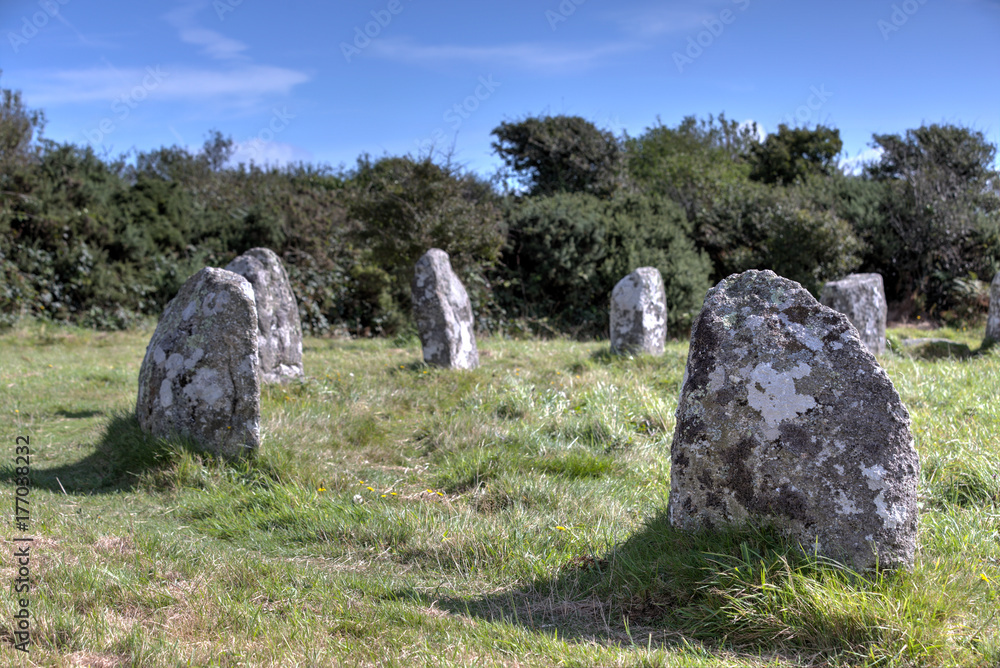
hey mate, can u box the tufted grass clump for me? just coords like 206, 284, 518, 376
1, 320, 999, 666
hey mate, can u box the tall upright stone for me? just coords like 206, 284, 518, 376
669, 270, 919, 571
820, 273, 887, 356
986, 271, 1000, 345
136, 268, 260, 460
225, 248, 304, 383
412, 248, 479, 369
610, 267, 668, 356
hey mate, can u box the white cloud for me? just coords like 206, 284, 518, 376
21, 65, 309, 107
739, 118, 766, 142
367, 38, 640, 72
177, 27, 250, 61
839, 147, 884, 175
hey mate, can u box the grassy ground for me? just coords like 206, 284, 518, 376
0, 319, 998, 667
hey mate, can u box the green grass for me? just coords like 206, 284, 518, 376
0, 318, 998, 666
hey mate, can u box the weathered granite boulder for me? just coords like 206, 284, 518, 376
669, 270, 919, 571
610, 267, 667, 356
412, 248, 478, 369
986, 271, 1000, 345
136, 268, 260, 460
225, 248, 304, 383
820, 273, 887, 356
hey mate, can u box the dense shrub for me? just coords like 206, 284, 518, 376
495, 191, 711, 337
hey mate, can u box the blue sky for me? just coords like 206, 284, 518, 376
1, 0, 998, 180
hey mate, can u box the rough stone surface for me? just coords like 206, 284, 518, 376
986, 271, 1000, 344
136, 267, 260, 459
225, 248, 304, 383
610, 267, 668, 356
820, 273, 887, 356
412, 248, 479, 369
668, 270, 919, 571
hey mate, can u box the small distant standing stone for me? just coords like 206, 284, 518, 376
412, 248, 479, 369
136, 267, 260, 460
820, 273, 887, 356
669, 270, 919, 571
225, 248, 304, 383
986, 271, 1000, 344
610, 267, 668, 356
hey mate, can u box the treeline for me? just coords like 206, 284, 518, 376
2, 79, 999, 337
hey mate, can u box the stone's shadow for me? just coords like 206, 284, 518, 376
388, 512, 832, 662
896, 338, 976, 360
1, 412, 204, 495
54, 409, 105, 419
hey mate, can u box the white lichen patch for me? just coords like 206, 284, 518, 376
777, 312, 824, 351
745, 362, 817, 434
833, 489, 861, 515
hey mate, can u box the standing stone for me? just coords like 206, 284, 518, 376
136, 268, 260, 460
412, 248, 479, 369
820, 273, 887, 356
985, 271, 1000, 345
225, 248, 304, 383
610, 267, 668, 356
669, 270, 918, 571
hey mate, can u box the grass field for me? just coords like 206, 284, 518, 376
1, 319, 998, 667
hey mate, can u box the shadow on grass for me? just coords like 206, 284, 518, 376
391, 513, 894, 663
893, 336, 998, 361
54, 409, 106, 419
1, 411, 210, 494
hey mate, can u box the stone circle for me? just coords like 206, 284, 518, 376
610, 267, 667, 356
669, 270, 919, 571
225, 247, 304, 384
819, 273, 887, 356
986, 271, 1000, 345
136, 267, 260, 460
412, 248, 479, 369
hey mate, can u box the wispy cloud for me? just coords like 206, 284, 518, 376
367, 37, 640, 72
21, 65, 308, 107
601, 5, 720, 38
177, 27, 250, 61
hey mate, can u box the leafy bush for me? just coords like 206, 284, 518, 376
495, 191, 711, 337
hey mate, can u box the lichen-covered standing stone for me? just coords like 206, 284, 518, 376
985, 271, 1000, 344
412, 248, 479, 369
225, 248, 304, 383
610, 267, 667, 356
669, 270, 918, 570
136, 267, 260, 460
820, 273, 887, 356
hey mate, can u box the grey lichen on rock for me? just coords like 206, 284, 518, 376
820, 273, 887, 356
669, 270, 919, 571
985, 271, 1000, 345
225, 247, 304, 384
136, 267, 261, 460
610, 267, 667, 356
412, 248, 479, 369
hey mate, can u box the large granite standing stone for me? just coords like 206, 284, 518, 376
986, 271, 1000, 345
136, 268, 260, 460
669, 270, 918, 570
412, 249, 479, 369
225, 248, 304, 383
610, 267, 668, 356
820, 273, 887, 356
